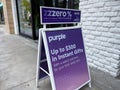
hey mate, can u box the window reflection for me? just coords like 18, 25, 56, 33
68, 0, 79, 9
17, 0, 33, 37
57, 0, 66, 8
56, 0, 79, 9
22, 0, 31, 24
74, 0, 79, 9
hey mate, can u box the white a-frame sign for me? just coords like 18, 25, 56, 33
36, 6, 91, 90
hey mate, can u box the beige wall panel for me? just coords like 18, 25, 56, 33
2, 0, 15, 34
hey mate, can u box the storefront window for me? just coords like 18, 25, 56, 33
16, 0, 79, 39
0, 2, 4, 24
16, 0, 33, 37
55, 0, 66, 8
68, 0, 79, 9
73, 0, 79, 9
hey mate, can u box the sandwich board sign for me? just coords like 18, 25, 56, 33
36, 6, 91, 90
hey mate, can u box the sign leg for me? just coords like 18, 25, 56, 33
36, 63, 40, 88
36, 79, 39, 88
88, 82, 91, 88
36, 29, 41, 88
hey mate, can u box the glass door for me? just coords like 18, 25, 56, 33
30, 0, 55, 39
16, 0, 33, 38
31, 0, 53, 38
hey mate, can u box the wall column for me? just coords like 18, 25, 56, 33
2, 0, 15, 34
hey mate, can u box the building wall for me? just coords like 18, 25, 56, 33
2, 0, 14, 34
79, 0, 120, 77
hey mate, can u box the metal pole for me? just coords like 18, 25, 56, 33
66, 0, 68, 8
53, 0, 55, 7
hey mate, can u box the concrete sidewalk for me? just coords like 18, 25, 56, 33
0, 25, 120, 90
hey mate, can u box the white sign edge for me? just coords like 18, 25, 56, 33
42, 30, 56, 90
36, 29, 42, 87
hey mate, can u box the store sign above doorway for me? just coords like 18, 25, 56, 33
40, 6, 81, 24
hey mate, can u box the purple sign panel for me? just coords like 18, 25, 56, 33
44, 27, 90, 90
40, 7, 81, 24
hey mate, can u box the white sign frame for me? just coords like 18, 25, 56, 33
36, 26, 91, 90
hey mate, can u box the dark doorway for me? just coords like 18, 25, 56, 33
0, 2, 5, 24
31, 0, 54, 39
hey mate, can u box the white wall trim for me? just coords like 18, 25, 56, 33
11, 0, 19, 34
